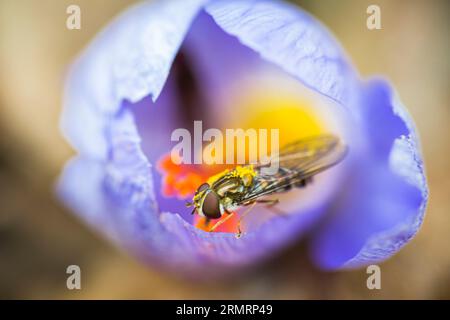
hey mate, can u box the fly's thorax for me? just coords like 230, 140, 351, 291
214, 177, 243, 197
221, 196, 239, 212
232, 165, 257, 187
212, 166, 257, 195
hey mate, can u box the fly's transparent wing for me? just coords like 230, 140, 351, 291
239, 134, 347, 203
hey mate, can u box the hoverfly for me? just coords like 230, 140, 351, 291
186, 134, 347, 237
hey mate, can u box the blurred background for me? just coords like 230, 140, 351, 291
0, 0, 448, 299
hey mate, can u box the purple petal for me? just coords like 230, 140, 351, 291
205, 0, 358, 106
310, 79, 428, 269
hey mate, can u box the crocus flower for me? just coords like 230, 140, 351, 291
58, 0, 428, 276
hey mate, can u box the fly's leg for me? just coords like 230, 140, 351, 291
236, 199, 284, 238
256, 198, 279, 207
236, 202, 257, 238
209, 212, 235, 232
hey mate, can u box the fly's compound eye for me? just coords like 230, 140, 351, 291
201, 191, 222, 219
